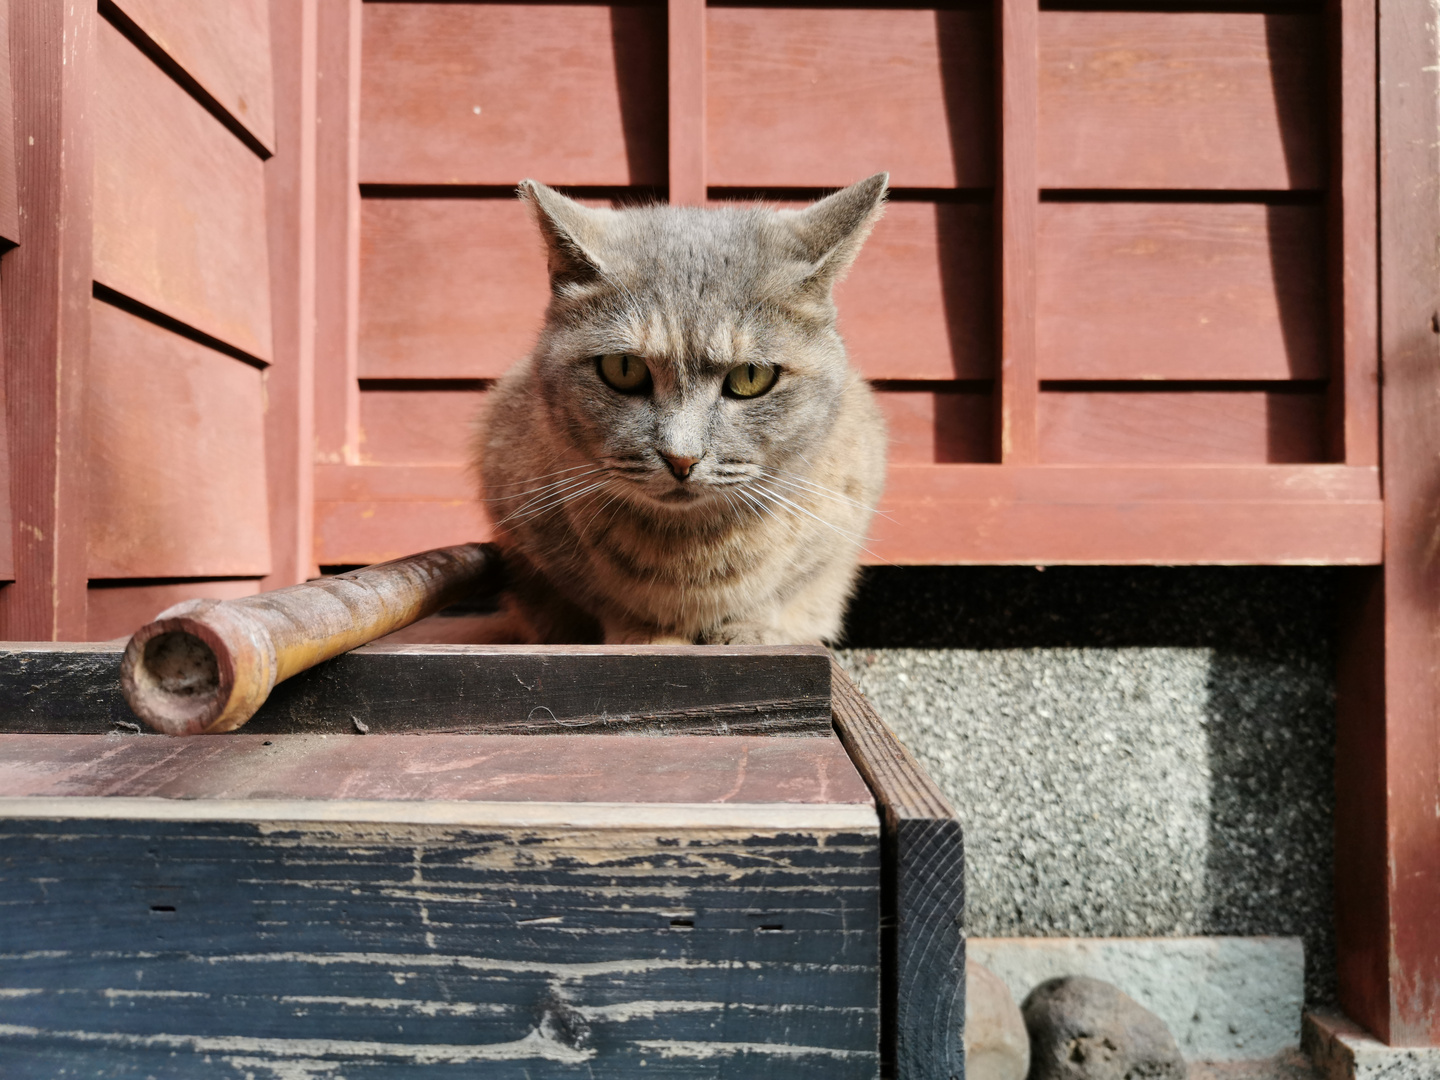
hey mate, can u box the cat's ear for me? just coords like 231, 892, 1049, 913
519, 180, 611, 290
783, 173, 888, 292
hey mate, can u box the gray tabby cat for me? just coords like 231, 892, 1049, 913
474, 175, 889, 644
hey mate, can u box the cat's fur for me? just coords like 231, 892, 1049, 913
474, 176, 889, 644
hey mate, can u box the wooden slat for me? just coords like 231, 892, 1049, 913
669, 0, 706, 205
360, 2, 666, 186
314, 0, 362, 466
999, 0, 1039, 461
312, 462, 1383, 567
0, 295, 13, 581
1038, 11, 1324, 190
93, 17, 272, 360
1038, 388, 1326, 465
106, 0, 275, 152
0, 642, 834, 737
0, 0, 19, 244
1330, 0, 1379, 465
360, 384, 487, 464
1037, 202, 1327, 381
86, 301, 271, 579
874, 386, 993, 464
86, 579, 263, 642
831, 661, 963, 1079
0, 0, 95, 639
1353, 0, 1440, 1043
837, 201, 993, 381
359, 197, 549, 379
707, 7, 992, 189
263, 0, 318, 587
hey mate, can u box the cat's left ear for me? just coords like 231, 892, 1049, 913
519, 179, 612, 292
784, 173, 888, 292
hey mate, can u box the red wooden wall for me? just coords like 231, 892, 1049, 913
0, 0, 1433, 1048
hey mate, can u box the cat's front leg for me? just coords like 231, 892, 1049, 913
698, 621, 789, 646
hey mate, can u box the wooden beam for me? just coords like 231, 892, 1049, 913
264, 0, 318, 586
667, 0, 706, 205
831, 661, 964, 1079
0, 0, 96, 639
0, 642, 834, 736
1336, 0, 1440, 1044
997, 0, 1038, 463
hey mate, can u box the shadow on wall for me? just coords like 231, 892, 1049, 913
838, 565, 1338, 1005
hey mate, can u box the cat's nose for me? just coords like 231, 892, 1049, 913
662, 453, 700, 480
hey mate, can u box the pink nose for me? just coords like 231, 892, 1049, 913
663, 454, 700, 480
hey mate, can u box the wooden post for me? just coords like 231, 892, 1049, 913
667, 0, 706, 205
1333, 0, 1440, 1045
0, 0, 96, 639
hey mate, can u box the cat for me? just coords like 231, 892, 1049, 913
473, 175, 889, 645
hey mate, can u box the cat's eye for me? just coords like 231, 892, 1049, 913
597, 353, 651, 394
723, 363, 778, 399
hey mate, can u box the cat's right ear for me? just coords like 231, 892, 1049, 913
519, 180, 611, 292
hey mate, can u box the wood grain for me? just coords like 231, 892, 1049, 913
1036, 202, 1327, 381
0, 293, 13, 580
999, 0, 1039, 462
0, 796, 879, 1075
2, 732, 868, 804
1039, 11, 1324, 190
0, 642, 834, 737
0, 0, 96, 639
360, 383, 489, 464
874, 386, 993, 464
86, 300, 272, 579
831, 661, 964, 1079
1038, 388, 1326, 465
93, 17, 272, 361
669, 0, 705, 205
1360, 0, 1440, 1043
106, 0, 275, 152
707, 6, 993, 189
87, 579, 263, 642
360, 2, 666, 186
0, 0, 19, 243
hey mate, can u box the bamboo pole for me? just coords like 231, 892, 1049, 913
120, 543, 503, 735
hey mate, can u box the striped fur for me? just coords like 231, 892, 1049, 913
474, 177, 889, 644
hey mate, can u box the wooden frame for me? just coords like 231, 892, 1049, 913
0, 642, 966, 1077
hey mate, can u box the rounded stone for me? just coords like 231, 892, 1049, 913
966, 960, 1030, 1080
1022, 975, 1186, 1080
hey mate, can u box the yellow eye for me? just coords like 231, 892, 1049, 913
724, 363, 778, 399
597, 353, 651, 393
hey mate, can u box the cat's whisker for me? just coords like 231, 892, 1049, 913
499, 473, 609, 520
498, 480, 612, 526
750, 482, 876, 547
486, 462, 598, 492
763, 468, 892, 517
484, 467, 606, 502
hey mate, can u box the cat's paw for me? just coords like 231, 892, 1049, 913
699, 624, 782, 646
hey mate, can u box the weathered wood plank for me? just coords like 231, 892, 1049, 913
87, 578, 263, 642
0, 0, 19, 244
0, 643, 833, 735
0, 799, 880, 1076
831, 661, 964, 1079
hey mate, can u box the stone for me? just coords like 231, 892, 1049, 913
967, 960, 1031, 1080
1022, 975, 1186, 1080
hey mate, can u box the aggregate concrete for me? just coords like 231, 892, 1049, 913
837, 566, 1338, 1005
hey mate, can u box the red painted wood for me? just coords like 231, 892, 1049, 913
0, 0, 19, 244
360, 2, 666, 187
1, 732, 872, 806
314, 0, 361, 466
999, 0, 1039, 463
360, 384, 488, 465
312, 462, 1382, 568
263, 0, 317, 588
874, 386, 993, 464
1038, 11, 1324, 190
1349, 0, 1440, 1043
86, 300, 271, 579
0, 0, 96, 639
108, 0, 275, 152
93, 17, 272, 361
1329, 0, 1378, 466
706, 6, 993, 189
0, 287, 13, 581
1037, 203, 1327, 381
669, 0, 705, 205
86, 578, 263, 641
1038, 388, 1326, 464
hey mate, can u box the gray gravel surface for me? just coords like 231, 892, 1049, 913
836, 567, 1337, 1005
